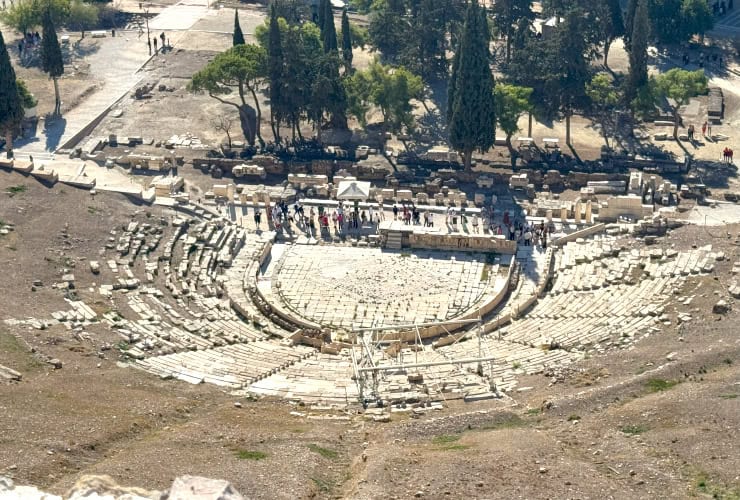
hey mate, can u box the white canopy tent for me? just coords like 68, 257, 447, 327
336, 180, 371, 201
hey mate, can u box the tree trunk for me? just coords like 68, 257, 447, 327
463, 149, 473, 171
53, 77, 61, 116
237, 104, 257, 146
506, 132, 515, 156
673, 110, 679, 139
4, 131, 13, 159
565, 113, 571, 146
603, 39, 611, 67
270, 114, 280, 144
528, 112, 533, 137
248, 86, 265, 147
505, 35, 511, 64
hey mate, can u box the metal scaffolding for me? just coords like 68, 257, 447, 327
351, 318, 496, 405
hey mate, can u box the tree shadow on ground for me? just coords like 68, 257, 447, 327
688, 161, 738, 189
43, 115, 67, 152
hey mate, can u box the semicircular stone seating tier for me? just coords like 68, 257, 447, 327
30, 200, 715, 408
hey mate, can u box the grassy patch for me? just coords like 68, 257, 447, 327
645, 378, 679, 393
512, 361, 522, 370
620, 424, 648, 435
0, 331, 44, 371
235, 449, 267, 460
432, 435, 469, 451
480, 265, 490, 282
307, 444, 338, 459
87, 206, 98, 214
6, 185, 27, 196
694, 471, 740, 499
400, 252, 411, 258
310, 476, 336, 493
115, 341, 130, 351
567, 414, 580, 421
432, 435, 461, 444
477, 413, 528, 431
526, 408, 541, 415
719, 394, 738, 400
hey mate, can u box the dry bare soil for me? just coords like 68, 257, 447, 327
1, 169, 739, 499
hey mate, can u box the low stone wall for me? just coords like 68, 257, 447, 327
552, 224, 607, 246
406, 231, 517, 254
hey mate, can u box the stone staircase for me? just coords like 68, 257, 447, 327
385, 230, 402, 249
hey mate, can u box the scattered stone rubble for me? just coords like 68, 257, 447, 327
0, 474, 243, 500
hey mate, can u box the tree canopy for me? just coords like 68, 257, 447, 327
491, 0, 533, 63
586, 72, 620, 146
627, 0, 649, 103
0, 0, 99, 34
190, 44, 267, 145
493, 83, 532, 153
652, 68, 707, 138
341, 8, 353, 71
41, 9, 64, 116
648, 0, 714, 44
448, 0, 495, 169
345, 60, 423, 133
0, 31, 25, 158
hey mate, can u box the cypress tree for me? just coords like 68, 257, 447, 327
341, 8, 353, 71
233, 10, 245, 46
268, 5, 284, 142
41, 9, 64, 116
318, 0, 328, 34
624, 0, 639, 51
322, 0, 337, 53
447, 0, 495, 170
446, 41, 460, 123
627, 0, 649, 101
0, 31, 25, 159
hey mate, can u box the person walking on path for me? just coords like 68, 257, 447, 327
702, 121, 707, 137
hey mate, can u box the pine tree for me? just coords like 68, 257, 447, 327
341, 8, 353, 71
233, 10, 245, 46
41, 9, 64, 116
627, 0, 649, 102
624, 0, 639, 51
0, 31, 25, 159
447, 0, 495, 170
268, 5, 284, 142
322, 0, 337, 53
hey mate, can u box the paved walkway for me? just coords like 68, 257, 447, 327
13, 0, 211, 157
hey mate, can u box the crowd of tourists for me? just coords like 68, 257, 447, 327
242, 200, 552, 249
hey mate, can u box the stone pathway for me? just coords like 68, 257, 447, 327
13, 0, 211, 157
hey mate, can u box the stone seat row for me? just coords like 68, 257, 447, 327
530, 276, 679, 320
437, 335, 580, 391
246, 353, 359, 405
500, 314, 658, 351
135, 340, 315, 388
